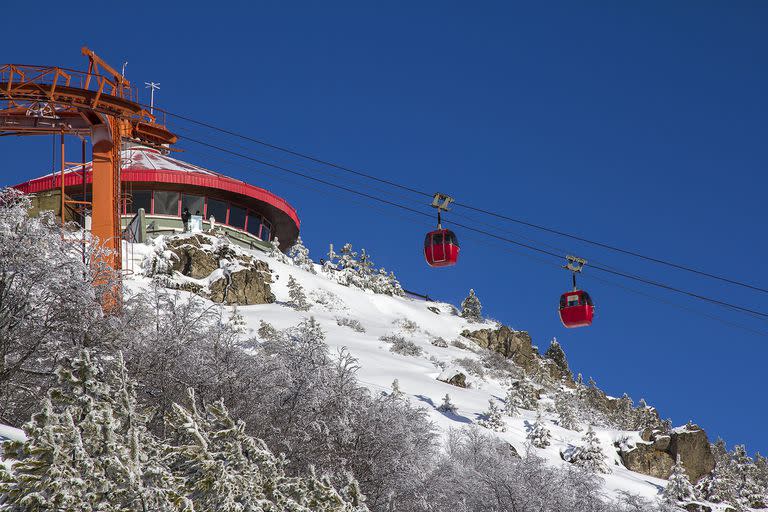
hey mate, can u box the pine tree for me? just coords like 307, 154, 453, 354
504, 386, 520, 417
663, 455, 696, 503
544, 338, 570, 373
268, 236, 291, 264
731, 444, 765, 509
0, 350, 185, 511
527, 409, 551, 448
288, 235, 317, 274
555, 391, 581, 431
390, 379, 404, 399
323, 243, 339, 274
228, 305, 248, 336
437, 394, 458, 414
141, 235, 178, 278
478, 399, 506, 432
460, 289, 483, 322
288, 274, 311, 311
571, 425, 609, 473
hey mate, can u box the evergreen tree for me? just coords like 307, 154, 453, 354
0, 350, 185, 511
460, 289, 483, 322
288, 275, 311, 311
142, 235, 178, 278
288, 235, 317, 274
663, 455, 696, 504
268, 236, 291, 264
323, 243, 339, 274
527, 409, 551, 448
731, 444, 765, 509
228, 305, 248, 336
390, 379, 405, 399
544, 338, 570, 373
504, 386, 520, 417
555, 391, 581, 431
478, 399, 506, 432
571, 425, 609, 474
437, 394, 458, 414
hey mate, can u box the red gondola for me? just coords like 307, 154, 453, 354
425, 228, 460, 267
425, 193, 459, 267
558, 255, 595, 328
559, 289, 595, 328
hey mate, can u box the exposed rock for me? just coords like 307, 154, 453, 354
427, 306, 441, 315
431, 337, 449, 348
620, 425, 715, 483
171, 245, 219, 279
208, 262, 275, 305
620, 442, 675, 479
653, 435, 671, 451
683, 503, 712, 512
438, 369, 468, 388
462, 325, 573, 386
668, 426, 715, 483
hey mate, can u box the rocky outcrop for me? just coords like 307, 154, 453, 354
668, 425, 716, 483
620, 425, 715, 483
438, 368, 468, 388
208, 261, 275, 305
164, 234, 275, 306
461, 326, 573, 385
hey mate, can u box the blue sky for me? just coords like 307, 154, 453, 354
2, 2, 766, 454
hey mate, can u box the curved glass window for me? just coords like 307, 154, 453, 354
182, 194, 204, 217
206, 197, 227, 223
229, 205, 246, 229
246, 213, 261, 236
129, 190, 152, 214
154, 191, 179, 216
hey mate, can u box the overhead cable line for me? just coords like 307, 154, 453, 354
177, 134, 768, 320
151, 104, 768, 295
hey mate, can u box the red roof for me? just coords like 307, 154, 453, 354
14, 146, 300, 231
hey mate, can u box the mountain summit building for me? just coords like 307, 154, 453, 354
14, 143, 300, 251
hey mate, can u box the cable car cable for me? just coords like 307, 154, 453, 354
177, 135, 768, 320
152, 104, 768, 295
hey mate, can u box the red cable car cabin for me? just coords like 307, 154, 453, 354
424, 228, 459, 267
558, 289, 595, 328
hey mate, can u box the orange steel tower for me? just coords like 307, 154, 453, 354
0, 48, 177, 309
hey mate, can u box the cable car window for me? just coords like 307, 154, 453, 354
229, 205, 246, 229
153, 191, 179, 216
424, 233, 433, 247
206, 197, 227, 223
566, 294, 580, 307
583, 293, 593, 306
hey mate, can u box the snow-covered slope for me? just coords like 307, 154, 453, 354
122, 239, 730, 509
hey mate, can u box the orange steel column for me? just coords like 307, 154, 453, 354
91, 116, 122, 310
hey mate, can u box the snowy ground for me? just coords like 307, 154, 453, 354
120, 240, 687, 505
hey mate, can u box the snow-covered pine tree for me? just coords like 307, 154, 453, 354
478, 399, 506, 432
555, 391, 581, 431
288, 235, 317, 274
460, 289, 483, 322
268, 236, 291, 264
323, 243, 339, 274
164, 388, 364, 511
228, 305, 248, 336
0, 350, 185, 511
438, 394, 458, 414
390, 379, 405, 399
731, 444, 765, 509
663, 455, 696, 504
571, 425, 609, 473
504, 386, 520, 417
288, 274, 311, 311
544, 338, 570, 374
527, 408, 551, 448
358, 249, 375, 287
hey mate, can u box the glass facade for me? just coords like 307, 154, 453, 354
153, 191, 179, 215
121, 189, 274, 241
182, 194, 205, 217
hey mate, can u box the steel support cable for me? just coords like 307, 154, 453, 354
177, 134, 768, 320
154, 104, 768, 295
460, 230, 768, 337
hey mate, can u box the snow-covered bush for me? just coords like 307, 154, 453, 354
431, 337, 449, 348
141, 234, 177, 278
336, 317, 366, 333
450, 338, 469, 350
453, 357, 486, 378
389, 338, 423, 357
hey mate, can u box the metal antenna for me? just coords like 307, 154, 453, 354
144, 81, 160, 115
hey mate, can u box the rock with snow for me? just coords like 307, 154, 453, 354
437, 367, 468, 388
